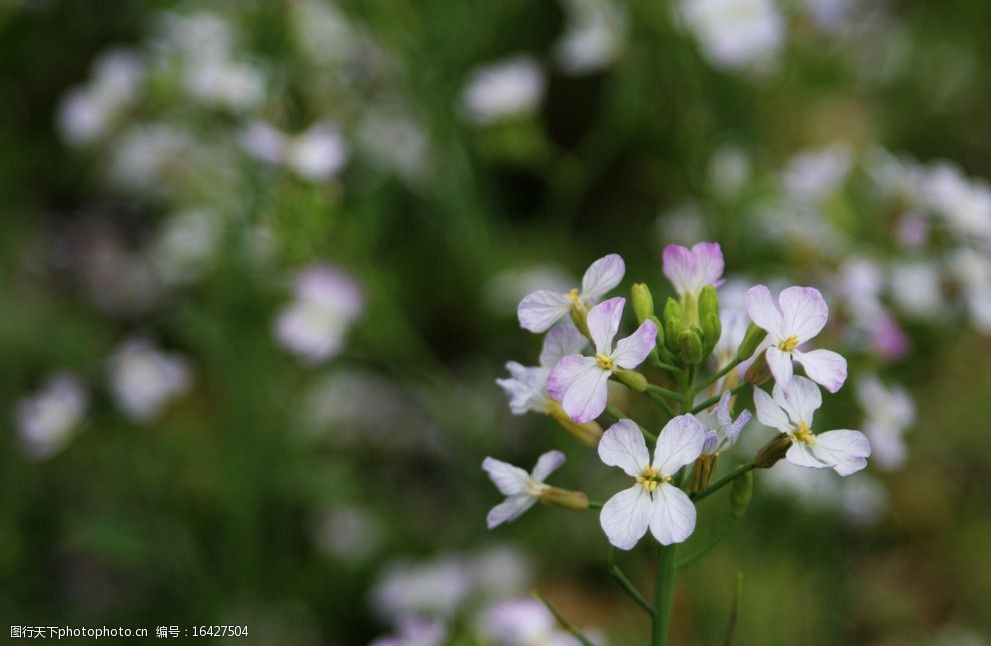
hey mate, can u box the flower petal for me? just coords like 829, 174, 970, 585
786, 442, 832, 469
496, 362, 549, 414
765, 346, 794, 387
487, 495, 537, 529
482, 457, 531, 496
662, 244, 696, 296
539, 324, 588, 369
811, 430, 871, 476
773, 375, 822, 427
581, 253, 625, 300
745, 285, 785, 340
599, 484, 652, 550
793, 349, 847, 394
753, 386, 792, 434
517, 290, 572, 333
586, 297, 625, 355
547, 356, 609, 423
778, 286, 829, 342
649, 482, 697, 545
598, 419, 650, 476
690, 242, 725, 288
611, 319, 658, 369
653, 414, 707, 476
531, 449, 566, 481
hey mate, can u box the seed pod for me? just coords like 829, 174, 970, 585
753, 433, 792, 469
539, 487, 590, 510
744, 352, 771, 385
547, 403, 602, 446
730, 471, 754, 518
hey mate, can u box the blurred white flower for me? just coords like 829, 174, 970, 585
949, 248, 991, 332
57, 48, 145, 146
678, 0, 784, 73
470, 545, 531, 601
479, 598, 580, 646
856, 375, 914, 470
763, 462, 887, 524
923, 163, 991, 243
782, 143, 852, 203
311, 504, 383, 562
150, 209, 224, 285
154, 11, 235, 62
708, 145, 752, 199
108, 338, 191, 422
838, 474, 888, 526
372, 556, 474, 619
889, 260, 943, 320
241, 121, 348, 182
485, 266, 573, 315
356, 110, 430, 184
655, 204, 707, 248
370, 617, 448, 646
275, 265, 364, 364
184, 58, 265, 112
290, 0, 360, 65
554, 0, 625, 74
16, 373, 88, 459
108, 123, 194, 191
461, 56, 545, 124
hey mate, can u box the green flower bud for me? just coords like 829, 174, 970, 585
701, 311, 722, 356
677, 328, 704, 365
663, 297, 683, 327
736, 322, 768, 360
699, 284, 720, 322
753, 432, 792, 469
539, 486, 590, 510
613, 368, 648, 392
631, 283, 655, 324
730, 471, 754, 519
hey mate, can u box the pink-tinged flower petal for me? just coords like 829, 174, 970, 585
611, 319, 658, 369
746, 285, 784, 340
773, 376, 822, 427
765, 346, 794, 387
753, 387, 792, 434
539, 324, 588, 369
487, 495, 537, 528
598, 419, 650, 477
517, 290, 571, 332
531, 450, 566, 481
811, 430, 871, 476
653, 414, 707, 475
778, 286, 829, 342
581, 253, 625, 300
547, 355, 609, 423
649, 482, 697, 545
794, 349, 847, 393
482, 457, 531, 496
600, 484, 652, 550
785, 442, 832, 469
586, 297, 625, 355
690, 242, 725, 288
662, 244, 696, 296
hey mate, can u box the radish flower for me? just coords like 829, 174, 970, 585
547, 297, 657, 423
517, 254, 625, 332
745, 284, 847, 392
662, 242, 724, 299
697, 391, 751, 456
483, 451, 566, 529
496, 325, 588, 415
754, 376, 870, 476
598, 415, 707, 549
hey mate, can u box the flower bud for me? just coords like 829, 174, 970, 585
744, 352, 771, 385
613, 368, 648, 392
730, 470, 754, 518
663, 297, 683, 328
753, 432, 792, 468
699, 284, 720, 321
701, 311, 722, 356
539, 486, 590, 510
631, 283, 655, 324
736, 322, 768, 360
664, 318, 684, 355
547, 402, 603, 446
677, 327, 704, 365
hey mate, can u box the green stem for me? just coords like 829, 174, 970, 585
697, 357, 744, 393
651, 355, 683, 374
690, 382, 749, 415
645, 390, 676, 418
608, 550, 655, 616
588, 500, 604, 509
676, 519, 736, 570
692, 463, 756, 502
605, 404, 657, 442
533, 590, 596, 646
651, 543, 678, 646
646, 383, 681, 400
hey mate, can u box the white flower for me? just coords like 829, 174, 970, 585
16, 373, 88, 459
714, 307, 751, 368
662, 242, 724, 300
285, 122, 348, 181
497, 325, 588, 415
108, 338, 192, 422
57, 49, 145, 146
150, 209, 224, 285
517, 253, 625, 333
479, 598, 580, 646
598, 415, 706, 549
461, 56, 545, 124
554, 0, 625, 74
483, 451, 566, 528
370, 617, 447, 646
677, 0, 784, 72
746, 284, 848, 393
855, 375, 914, 470
754, 376, 871, 475
923, 162, 991, 243
547, 298, 657, 423
311, 504, 383, 562
782, 143, 852, 204
696, 392, 751, 456
950, 248, 991, 332
889, 260, 943, 319
275, 265, 364, 363
371, 557, 473, 619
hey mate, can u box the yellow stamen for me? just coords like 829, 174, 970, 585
595, 353, 614, 371
794, 419, 816, 445
778, 335, 800, 352
566, 288, 581, 304
636, 466, 670, 492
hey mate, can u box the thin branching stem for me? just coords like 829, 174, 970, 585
533, 590, 596, 646
692, 463, 756, 502
605, 404, 657, 441
607, 550, 655, 616
690, 382, 749, 415
645, 390, 676, 418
